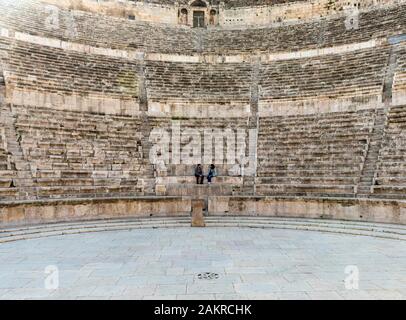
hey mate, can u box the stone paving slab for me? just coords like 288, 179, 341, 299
0, 227, 405, 300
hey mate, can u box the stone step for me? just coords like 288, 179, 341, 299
205, 218, 406, 241
165, 183, 237, 196
0, 218, 191, 243
1, 216, 405, 243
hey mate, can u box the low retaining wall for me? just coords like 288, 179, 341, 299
1, 196, 406, 228
0, 197, 192, 227
208, 196, 406, 225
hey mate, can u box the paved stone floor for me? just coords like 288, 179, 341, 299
0, 227, 405, 300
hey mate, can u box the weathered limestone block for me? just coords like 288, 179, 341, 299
155, 184, 167, 196
191, 199, 206, 227
208, 196, 406, 225
0, 197, 192, 227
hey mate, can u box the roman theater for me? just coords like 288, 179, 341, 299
0, 0, 405, 300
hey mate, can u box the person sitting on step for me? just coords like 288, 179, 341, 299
194, 164, 204, 184
207, 164, 217, 185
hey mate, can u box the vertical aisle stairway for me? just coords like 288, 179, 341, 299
357, 46, 398, 197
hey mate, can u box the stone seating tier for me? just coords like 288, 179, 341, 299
148, 117, 249, 196
393, 45, 406, 102
0, 38, 140, 100
223, 0, 305, 8
373, 105, 406, 198
0, 0, 197, 55
11, 105, 152, 199
256, 109, 377, 197
204, 5, 406, 54
0, 0, 405, 54
2, 104, 406, 200
131, 0, 301, 8
145, 61, 252, 102
259, 47, 390, 101
0, 106, 18, 199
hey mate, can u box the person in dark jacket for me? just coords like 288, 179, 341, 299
194, 164, 204, 184
207, 164, 217, 184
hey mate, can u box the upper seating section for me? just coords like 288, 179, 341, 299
205, 5, 406, 54
0, 37, 139, 100
373, 105, 406, 198
0, 0, 405, 55
145, 61, 252, 103
13, 105, 149, 199
259, 46, 390, 103
223, 0, 305, 8
257, 110, 376, 197
0, 0, 197, 54
133, 0, 298, 7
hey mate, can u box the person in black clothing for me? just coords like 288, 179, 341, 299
194, 164, 204, 184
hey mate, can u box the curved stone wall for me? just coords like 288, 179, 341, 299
0, 196, 405, 227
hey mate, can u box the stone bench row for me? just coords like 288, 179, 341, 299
255, 184, 356, 197
372, 105, 406, 198
2, 0, 405, 55
259, 46, 390, 100
1, 38, 140, 99
145, 61, 252, 101
206, 5, 406, 54
256, 109, 376, 196
393, 45, 406, 96
0, 0, 197, 54
1, 37, 396, 107
6, 105, 153, 199
257, 169, 362, 177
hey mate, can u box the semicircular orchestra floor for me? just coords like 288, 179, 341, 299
0, 223, 405, 300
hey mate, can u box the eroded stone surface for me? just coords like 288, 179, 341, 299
191, 199, 205, 227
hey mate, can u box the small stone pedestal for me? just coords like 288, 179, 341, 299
191, 199, 206, 227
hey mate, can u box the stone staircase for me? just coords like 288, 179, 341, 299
372, 105, 406, 198
357, 108, 388, 197
0, 71, 34, 199
357, 45, 398, 197
1, 216, 405, 243
257, 110, 376, 198
205, 216, 406, 241
9, 104, 150, 199
259, 46, 390, 104
0, 216, 191, 243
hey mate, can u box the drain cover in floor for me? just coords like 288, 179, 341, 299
197, 272, 219, 280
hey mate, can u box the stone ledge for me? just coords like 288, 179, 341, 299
208, 196, 406, 225
0, 196, 192, 227
2, 195, 406, 227
5, 87, 139, 116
